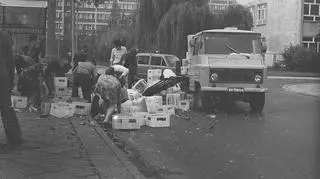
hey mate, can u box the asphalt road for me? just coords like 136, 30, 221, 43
106, 79, 320, 179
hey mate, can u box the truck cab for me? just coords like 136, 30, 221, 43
187, 27, 268, 112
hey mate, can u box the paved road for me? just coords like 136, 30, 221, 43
107, 79, 320, 179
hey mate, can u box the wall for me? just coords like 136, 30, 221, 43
266, 0, 303, 54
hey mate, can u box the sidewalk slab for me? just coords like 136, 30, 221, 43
0, 112, 98, 179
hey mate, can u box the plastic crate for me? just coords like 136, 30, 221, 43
40, 102, 52, 116
50, 102, 75, 118
11, 96, 28, 109
166, 93, 181, 107
178, 100, 190, 111
145, 96, 163, 113
73, 102, 92, 116
112, 114, 140, 130
54, 77, 68, 88
127, 89, 142, 101
146, 113, 170, 128
132, 112, 149, 127
131, 79, 148, 94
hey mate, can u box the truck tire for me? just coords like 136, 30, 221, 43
193, 84, 212, 111
249, 93, 265, 112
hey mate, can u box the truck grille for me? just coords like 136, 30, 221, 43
210, 68, 263, 83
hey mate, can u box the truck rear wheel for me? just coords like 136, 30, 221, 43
249, 93, 265, 112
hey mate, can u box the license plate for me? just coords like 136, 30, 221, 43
228, 87, 244, 92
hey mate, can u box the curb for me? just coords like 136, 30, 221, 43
282, 84, 320, 99
268, 76, 320, 80
86, 117, 146, 179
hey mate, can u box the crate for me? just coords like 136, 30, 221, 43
147, 69, 162, 84
11, 96, 28, 109
40, 102, 51, 116
167, 84, 181, 93
54, 87, 71, 102
166, 93, 181, 107
54, 77, 68, 88
127, 89, 142, 101
147, 69, 162, 77
145, 96, 163, 113
50, 102, 75, 118
178, 100, 190, 111
112, 114, 140, 130
146, 113, 170, 128
132, 112, 149, 127
131, 79, 148, 94
161, 105, 175, 115
73, 102, 92, 116
121, 100, 134, 113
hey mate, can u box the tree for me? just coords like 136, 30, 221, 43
136, 1, 253, 56
110, 0, 121, 28
221, 4, 253, 30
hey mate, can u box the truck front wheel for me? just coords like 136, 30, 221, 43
249, 93, 265, 112
193, 85, 212, 111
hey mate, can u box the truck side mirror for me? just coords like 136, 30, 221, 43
189, 39, 195, 47
176, 61, 182, 75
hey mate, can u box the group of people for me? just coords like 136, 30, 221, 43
0, 31, 139, 146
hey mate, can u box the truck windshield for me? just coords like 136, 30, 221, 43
203, 32, 262, 55
165, 55, 179, 67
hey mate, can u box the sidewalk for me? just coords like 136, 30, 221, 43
0, 111, 144, 179
282, 83, 320, 98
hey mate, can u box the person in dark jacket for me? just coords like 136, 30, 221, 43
72, 60, 98, 102
0, 31, 23, 145
44, 57, 72, 96
121, 48, 138, 88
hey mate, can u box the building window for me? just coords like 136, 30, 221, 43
302, 36, 320, 52
257, 3, 267, 25
304, 0, 320, 21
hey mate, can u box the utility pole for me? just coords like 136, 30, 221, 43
46, 0, 57, 62
71, 0, 75, 60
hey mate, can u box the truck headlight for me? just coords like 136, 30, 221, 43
211, 73, 218, 81
254, 75, 262, 83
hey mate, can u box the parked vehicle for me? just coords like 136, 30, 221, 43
136, 53, 181, 79
186, 27, 268, 112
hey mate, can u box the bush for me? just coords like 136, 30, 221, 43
281, 44, 319, 72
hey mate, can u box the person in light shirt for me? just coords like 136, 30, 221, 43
110, 40, 127, 65
112, 64, 129, 87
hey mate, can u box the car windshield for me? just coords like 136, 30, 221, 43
203, 32, 262, 54
164, 55, 179, 67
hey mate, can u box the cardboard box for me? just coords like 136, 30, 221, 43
73, 102, 91, 116
11, 96, 28, 109
146, 113, 170, 128
112, 114, 140, 130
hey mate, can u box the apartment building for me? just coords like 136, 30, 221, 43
208, 0, 237, 13
248, 0, 320, 60
55, 0, 138, 37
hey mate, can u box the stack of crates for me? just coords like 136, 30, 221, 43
147, 69, 162, 86
53, 77, 70, 102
